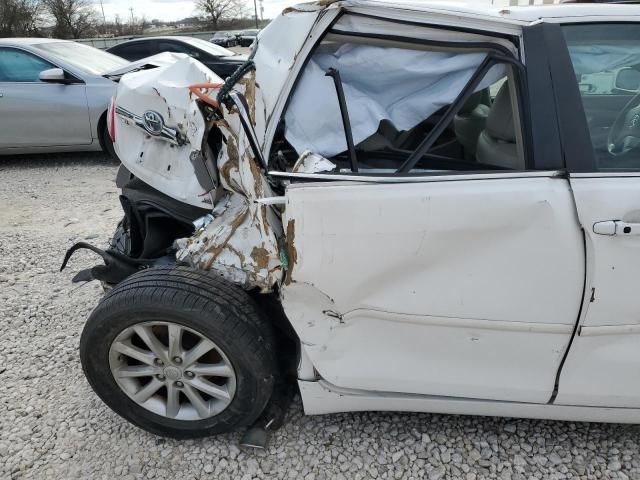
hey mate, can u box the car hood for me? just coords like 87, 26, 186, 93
104, 52, 189, 78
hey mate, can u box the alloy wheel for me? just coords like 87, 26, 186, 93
108, 321, 237, 421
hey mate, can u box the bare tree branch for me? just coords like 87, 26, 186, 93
42, 0, 97, 39
0, 0, 43, 37
196, 0, 247, 30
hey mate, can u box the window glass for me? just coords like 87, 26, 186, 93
0, 48, 54, 82
110, 42, 152, 61
35, 41, 128, 75
271, 40, 525, 174
157, 41, 193, 56
563, 24, 640, 171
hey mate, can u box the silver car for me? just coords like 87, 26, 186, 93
0, 38, 142, 156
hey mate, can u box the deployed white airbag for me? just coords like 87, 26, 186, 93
284, 43, 504, 157
568, 45, 640, 76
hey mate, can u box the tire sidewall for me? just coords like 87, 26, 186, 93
100, 119, 119, 161
81, 297, 274, 438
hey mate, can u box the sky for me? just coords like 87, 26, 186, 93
94, 0, 518, 23
93, 0, 297, 22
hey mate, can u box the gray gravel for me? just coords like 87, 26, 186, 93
1, 153, 640, 480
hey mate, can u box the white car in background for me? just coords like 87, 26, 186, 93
62, 0, 640, 443
0, 39, 182, 156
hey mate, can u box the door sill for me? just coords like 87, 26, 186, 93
299, 379, 640, 424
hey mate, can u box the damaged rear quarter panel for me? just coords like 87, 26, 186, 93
115, 2, 341, 292
169, 3, 343, 291
176, 71, 283, 292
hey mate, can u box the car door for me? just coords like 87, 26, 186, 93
550, 23, 640, 408
276, 24, 585, 404
0, 47, 92, 149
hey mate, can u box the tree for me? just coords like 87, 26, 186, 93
196, 0, 247, 30
0, 0, 43, 37
43, 0, 97, 39
104, 13, 148, 37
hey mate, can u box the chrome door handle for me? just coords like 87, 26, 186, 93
593, 220, 640, 236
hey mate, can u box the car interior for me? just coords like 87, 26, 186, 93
268, 39, 525, 176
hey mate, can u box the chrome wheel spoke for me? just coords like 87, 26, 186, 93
111, 341, 156, 366
166, 384, 180, 419
190, 363, 234, 378
114, 365, 156, 378
167, 324, 183, 360
133, 325, 168, 363
183, 384, 210, 418
183, 338, 216, 367
188, 377, 231, 401
133, 378, 163, 403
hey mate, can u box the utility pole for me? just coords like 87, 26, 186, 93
129, 7, 135, 26
99, 0, 106, 27
253, 0, 259, 28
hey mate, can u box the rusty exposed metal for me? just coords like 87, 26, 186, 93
176, 71, 284, 292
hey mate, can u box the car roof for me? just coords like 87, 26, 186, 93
327, 0, 640, 25
115, 36, 207, 44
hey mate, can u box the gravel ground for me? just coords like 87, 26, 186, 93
2, 153, 640, 480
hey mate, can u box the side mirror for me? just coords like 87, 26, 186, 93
39, 68, 67, 83
615, 68, 640, 92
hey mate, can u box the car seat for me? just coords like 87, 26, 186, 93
476, 83, 522, 169
453, 89, 491, 158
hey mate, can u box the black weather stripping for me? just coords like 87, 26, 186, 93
326, 67, 359, 173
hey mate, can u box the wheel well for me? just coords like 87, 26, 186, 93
97, 110, 108, 151
250, 290, 300, 382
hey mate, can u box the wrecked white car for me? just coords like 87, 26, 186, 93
63, 1, 640, 441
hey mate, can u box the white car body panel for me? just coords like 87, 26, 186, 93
256, 6, 342, 155
281, 175, 584, 403
299, 380, 640, 423
555, 174, 640, 408
113, 57, 217, 209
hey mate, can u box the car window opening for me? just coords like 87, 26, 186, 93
563, 23, 640, 172
269, 36, 526, 176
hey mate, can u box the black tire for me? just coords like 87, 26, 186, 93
98, 114, 119, 161
80, 266, 276, 438
109, 218, 131, 256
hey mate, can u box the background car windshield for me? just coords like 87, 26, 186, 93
35, 41, 129, 75
190, 37, 234, 56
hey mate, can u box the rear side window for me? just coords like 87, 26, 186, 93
158, 42, 200, 57
270, 38, 527, 175
111, 42, 152, 61
0, 48, 54, 82
563, 24, 640, 171
157, 41, 194, 56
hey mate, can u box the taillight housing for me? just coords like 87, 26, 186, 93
108, 96, 116, 143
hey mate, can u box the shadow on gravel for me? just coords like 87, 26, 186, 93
0, 152, 119, 170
